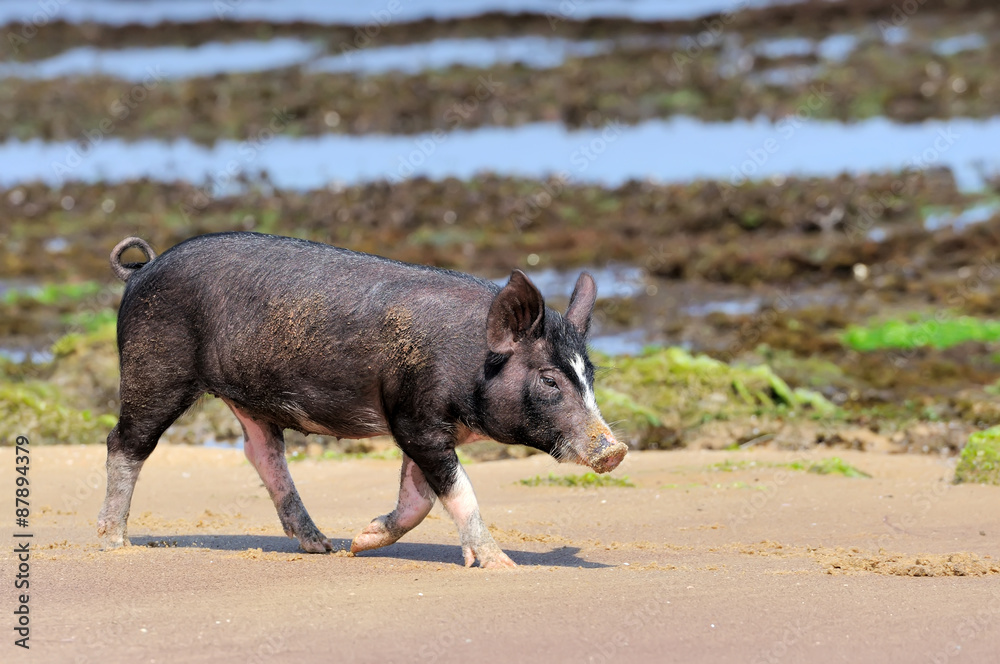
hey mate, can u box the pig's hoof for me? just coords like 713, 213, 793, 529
295, 527, 333, 553
464, 544, 517, 569
298, 536, 333, 554
285, 517, 334, 553
350, 518, 399, 553
100, 538, 130, 551
97, 523, 130, 550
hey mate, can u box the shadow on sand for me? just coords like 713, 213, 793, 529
130, 534, 609, 568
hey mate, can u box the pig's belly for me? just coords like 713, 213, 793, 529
290, 404, 391, 440
222, 384, 392, 439
206, 343, 392, 439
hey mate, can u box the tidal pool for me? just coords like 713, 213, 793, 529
3, 116, 998, 192
0, 0, 802, 26
0, 39, 322, 81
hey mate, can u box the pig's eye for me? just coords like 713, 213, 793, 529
540, 376, 558, 389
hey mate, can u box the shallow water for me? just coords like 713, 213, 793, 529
590, 328, 662, 356
307, 36, 613, 75
0, 348, 54, 364
923, 201, 1000, 232
753, 36, 814, 59
3, 116, 998, 192
723, 33, 855, 84
681, 298, 763, 317
501, 264, 648, 300
0, 39, 321, 81
816, 34, 858, 62
881, 26, 909, 46
747, 63, 822, 86
202, 437, 244, 450
0, 0, 799, 27
492, 264, 654, 354
0, 36, 614, 80
0, 279, 38, 298
932, 33, 987, 57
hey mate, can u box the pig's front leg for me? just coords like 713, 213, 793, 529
351, 453, 436, 553
440, 461, 517, 569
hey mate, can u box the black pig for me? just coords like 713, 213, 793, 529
97, 232, 626, 568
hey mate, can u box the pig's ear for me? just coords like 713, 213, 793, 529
487, 269, 545, 355
565, 272, 597, 337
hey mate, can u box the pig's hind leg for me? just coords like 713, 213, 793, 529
225, 401, 332, 553
98, 385, 201, 549
351, 453, 436, 554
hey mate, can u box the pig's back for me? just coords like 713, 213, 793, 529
125, 231, 498, 320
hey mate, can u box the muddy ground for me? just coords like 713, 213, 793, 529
2, 445, 997, 663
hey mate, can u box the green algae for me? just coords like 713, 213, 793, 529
2, 281, 103, 306
709, 459, 779, 472
519, 472, 635, 488
1, 321, 120, 445
61, 309, 119, 333
799, 457, 872, 479
842, 317, 1000, 352
595, 347, 837, 449
708, 457, 870, 478
955, 427, 1000, 485
0, 382, 116, 446
51, 318, 118, 357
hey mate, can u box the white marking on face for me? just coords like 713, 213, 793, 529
570, 353, 600, 415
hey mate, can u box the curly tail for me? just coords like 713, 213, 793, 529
110, 237, 157, 282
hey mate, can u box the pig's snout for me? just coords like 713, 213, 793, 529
586, 433, 628, 474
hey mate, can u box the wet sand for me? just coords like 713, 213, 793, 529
3, 444, 998, 663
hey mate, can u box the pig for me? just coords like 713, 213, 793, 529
97, 232, 626, 568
